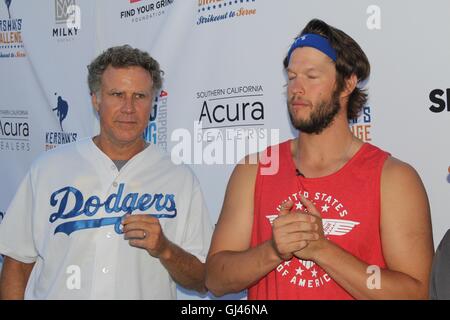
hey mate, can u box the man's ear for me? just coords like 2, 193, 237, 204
340, 74, 358, 99
91, 92, 100, 113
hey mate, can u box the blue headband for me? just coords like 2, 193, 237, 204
287, 33, 337, 63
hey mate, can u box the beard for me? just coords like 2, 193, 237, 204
288, 90, 341, 134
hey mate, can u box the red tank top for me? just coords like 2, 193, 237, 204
249, 140, 389, 300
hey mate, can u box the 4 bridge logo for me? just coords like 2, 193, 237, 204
197, 0, 257, 25
0, 0, 26, 58
45, 93, 77, 151
143, 90, 168, 152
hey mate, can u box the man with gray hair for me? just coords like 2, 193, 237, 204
0, 45, 212, 299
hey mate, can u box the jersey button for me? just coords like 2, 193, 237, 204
106, 232, 112, 239
102, 267, 109, 274
112, 182, 118, 188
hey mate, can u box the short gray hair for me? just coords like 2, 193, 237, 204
87, 45, 163, 96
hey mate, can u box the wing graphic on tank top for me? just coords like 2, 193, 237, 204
321, 219, 360, 236
266, 215, 359, 236
266, 215, 278, 225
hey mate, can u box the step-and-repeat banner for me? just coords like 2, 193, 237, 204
1, 0, 449, 299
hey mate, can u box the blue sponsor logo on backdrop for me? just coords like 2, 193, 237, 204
53, 95, 69, 131
349, 105, 372, 142
4, 0, 11, 19
45, 93, 77, 151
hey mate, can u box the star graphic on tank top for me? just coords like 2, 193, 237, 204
295, 202, 303, 210
321, 204, 330, 213
295, 266, 304, 276
311, 268, 318, 278
284, 261, 291, 267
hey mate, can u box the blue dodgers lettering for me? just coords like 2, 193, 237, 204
104, 183, 125, 213
54, 216, 125, 235
49, 186, 84, 222
49, 183, 177, 235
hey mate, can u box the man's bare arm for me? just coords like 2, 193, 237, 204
205, 160, 280, 296
158, 241, 208, 294
123, 215, 207, 293
294, 157, 434, 299
0, 256, 35, 300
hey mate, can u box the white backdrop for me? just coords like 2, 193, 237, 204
0, 0, 449, 299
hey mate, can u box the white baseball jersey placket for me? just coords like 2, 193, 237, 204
89, 159, 122, 300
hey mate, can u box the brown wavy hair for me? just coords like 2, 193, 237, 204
283, 19, 370, 120
87, 45, 163, 97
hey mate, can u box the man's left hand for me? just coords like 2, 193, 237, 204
122, 214, 170, 259
293, 194, 330, 261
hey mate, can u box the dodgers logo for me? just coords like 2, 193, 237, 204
52, 94, 69, 131
49, 183, 177, 235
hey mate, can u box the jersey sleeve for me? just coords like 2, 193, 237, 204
179, 178, 213, 263
0, 171, 38, 263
